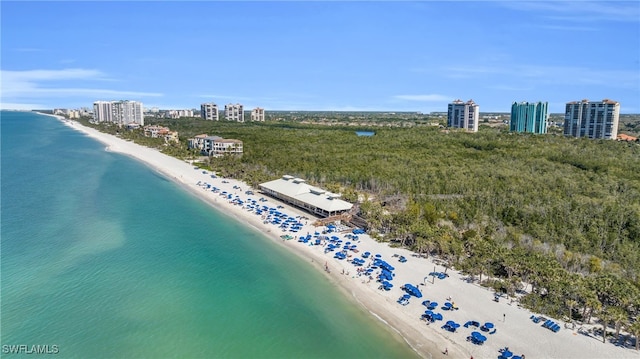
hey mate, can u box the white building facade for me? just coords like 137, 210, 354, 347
201, 103, 219, 121
167, 109, 194, 118
188, 134, 243, 156
225, 103, 244, 122
251, 107, 265, 121
447, 99, 479, 132
564, 99, 620, 140
93, 100, 144, 125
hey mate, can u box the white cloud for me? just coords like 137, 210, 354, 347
0, 102, 45, 110
0, 68, 163, 108
443, 64, 640, 89
197, 94, 252, 101
536, 24, 597, 32
487, 85, 533, 91
393, 94, 451, 102
2, 68, 108, 82
11, 48, 44, 52
500, 1, 640, 23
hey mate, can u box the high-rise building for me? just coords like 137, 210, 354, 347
225, 103, 244, 122
447, 99, 479, 132
251, 107, 265, 121
564, 99, 620, 139
93, 100, 144, 125
510, 101, 548, 134
93, 101, 113, 123
201, 102, 219, 121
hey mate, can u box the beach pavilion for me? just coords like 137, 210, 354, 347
258, 175, 353, 218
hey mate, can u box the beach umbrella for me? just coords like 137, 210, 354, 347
484, 322, 494, 329
413, 287, 423, 298
375, 254, 382, 258
502, 350, 513, 358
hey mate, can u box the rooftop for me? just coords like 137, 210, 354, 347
259, 175, 353, 214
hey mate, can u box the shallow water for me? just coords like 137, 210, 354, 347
1, 111, 419, 358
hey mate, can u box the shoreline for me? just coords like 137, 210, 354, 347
39, 112, 639, 359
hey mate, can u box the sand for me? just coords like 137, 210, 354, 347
46, 114, 639, 359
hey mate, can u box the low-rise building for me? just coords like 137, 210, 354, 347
143, 125, 179, 143
188, 134, 211, 151
187, 134, 243, 155
259, 175, 353, 218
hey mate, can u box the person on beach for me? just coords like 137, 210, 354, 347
444, 348, 448, 355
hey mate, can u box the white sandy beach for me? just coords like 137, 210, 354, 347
48, 114, 639, 359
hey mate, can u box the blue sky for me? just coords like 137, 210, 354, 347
1, 1, 639, 113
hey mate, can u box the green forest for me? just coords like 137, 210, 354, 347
81, 116, 640, 347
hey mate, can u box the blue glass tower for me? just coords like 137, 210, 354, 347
510, 101, 548, 134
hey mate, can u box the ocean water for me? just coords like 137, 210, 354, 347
0, 111, 418, 358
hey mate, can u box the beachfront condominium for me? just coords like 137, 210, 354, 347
564, 99, 620, 139
225, 103, 244, 122
447, 99, 479, 132
510, 101, 549, 134
93, 100, 144, 125
251, 107, 265, 121
201, 102, 219, 121
93, 101, 113, 123
188, 134, 243, 156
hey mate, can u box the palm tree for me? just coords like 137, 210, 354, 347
587, 299, 602, 325
599, 308, 615, 343
627, 320, 640, 351
566, 299, 579, 322
611, 307, 628, 342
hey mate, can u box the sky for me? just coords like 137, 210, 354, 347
1, 1, 639, 113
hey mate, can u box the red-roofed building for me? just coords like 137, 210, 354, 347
617, 133, 638, 142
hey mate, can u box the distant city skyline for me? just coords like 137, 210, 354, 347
1, 2, 639, 113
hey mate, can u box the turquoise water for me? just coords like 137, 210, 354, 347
1, 111, 418, 358
355, 131, 375, 137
